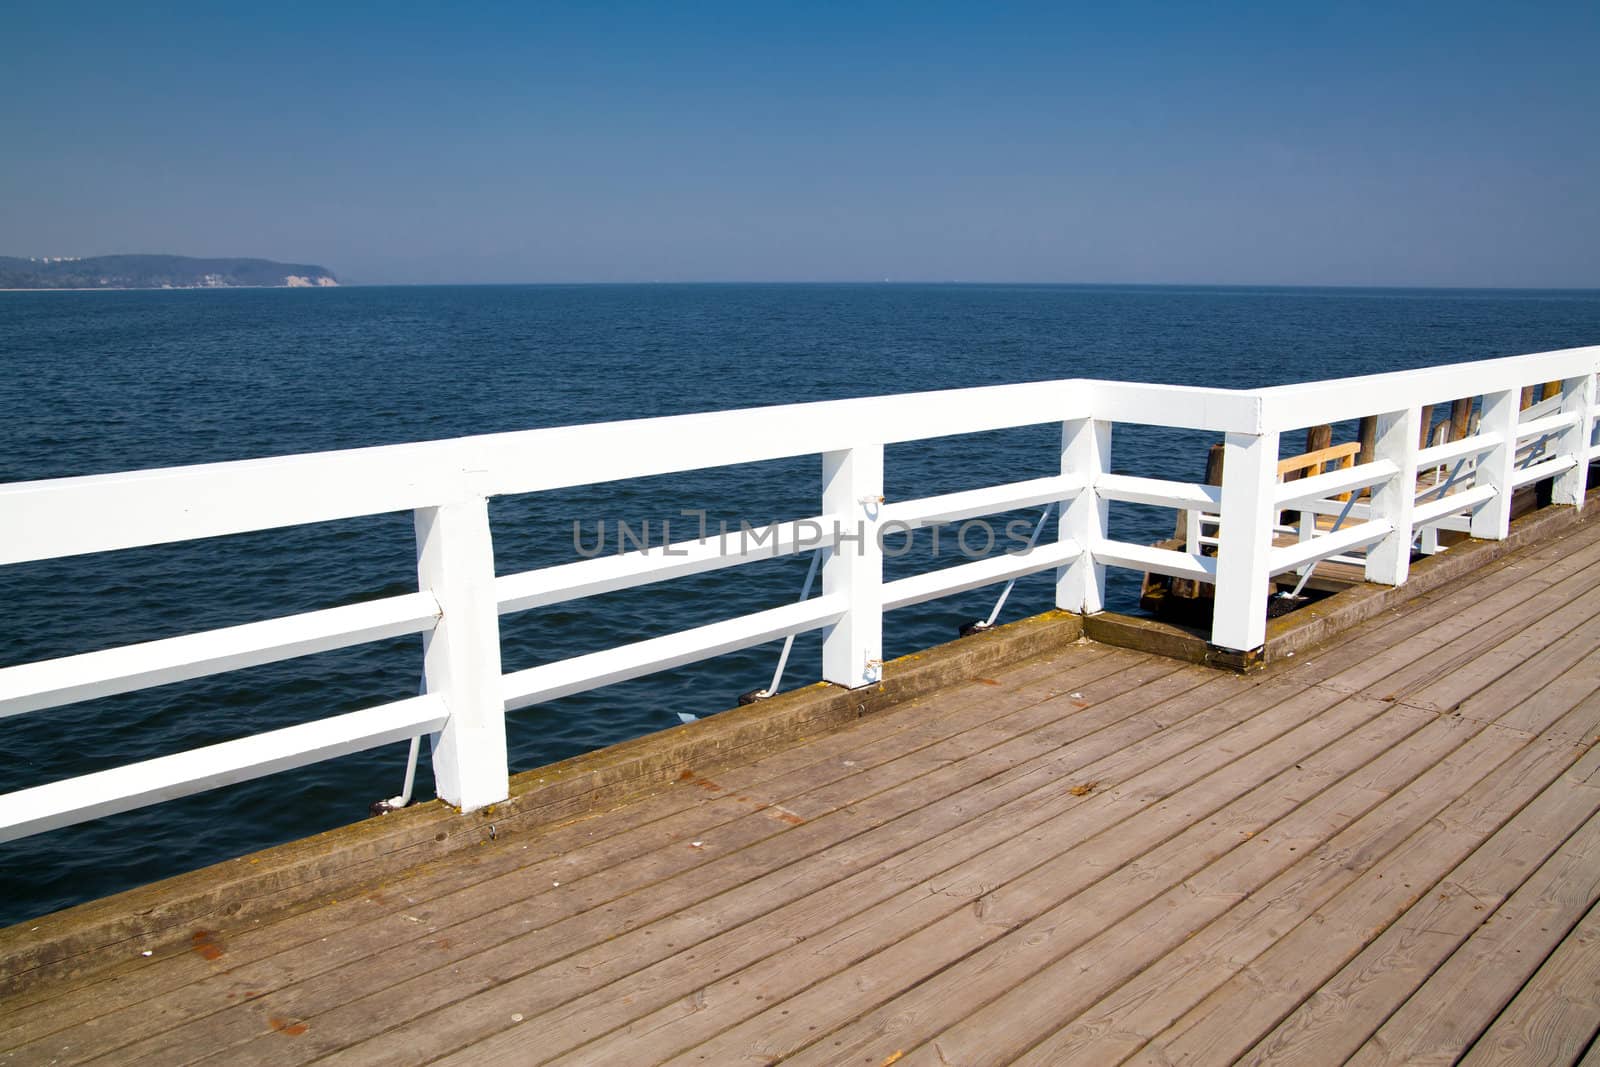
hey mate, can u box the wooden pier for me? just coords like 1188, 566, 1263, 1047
4, 504, 1600, 1064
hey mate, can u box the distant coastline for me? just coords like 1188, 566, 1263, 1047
0, 254, 338, 290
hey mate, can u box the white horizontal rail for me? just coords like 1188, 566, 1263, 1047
1286, 494, 1475, 535
1516, 411, 1583, 439
1285, 500, 1372, 522
1269, 519, 1392, 577
1069, 379, 1264, 433
1519, 393, 1564, 422
1513, 454, 1578, 489
1412, 485, 1497, 530
1094, 473, 1220, 511
501, 595, 847, 711
880, 474, 1085, 529
0, 593, 440, 719
495, 514, 842, 615
1254, 345, 1600, 431
0, 694, 449, 843
884, 540, 1082, 611
1417, 433, 1502, 468
1093, 539, 1216, 583
1274, 460, 1398, 510
0, 382, 1107, 567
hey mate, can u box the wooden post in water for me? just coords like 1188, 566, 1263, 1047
1304, 424, 1333, 464
1449, 397, 1473, 442
1283, 425, 1332, 526
1417, 404, 1434, 448
1357, 415, 1378, 465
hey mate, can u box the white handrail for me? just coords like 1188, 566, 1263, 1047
1, 346, 1596, 838
0, 695, 449, 844
0, 593, 440, 718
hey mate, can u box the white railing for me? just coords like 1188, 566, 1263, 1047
1, 347, 1597, 840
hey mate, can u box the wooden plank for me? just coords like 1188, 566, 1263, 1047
1451, 396, 1476, 442
1228, 739, 1600, 1062
663, 664, 1532, 1067
1056, 636, 1600, 1066
0, 648, 1167, 1062
554, 692, 1423, 1067
0, 646, 1127, 1017
169, 663, 1244, 1067
0, 609, 1087, 1002
1278, 440, 1359, 479
46, 657, 1215, 1066
1347, 813, 1600, 1064
838, 633, 1600, 1067
1233, 744, 1600, 1065
1089, 695, 1600, 1066
0, 646, 1138, 1038
371, 676, 1386, 1067
1304, 549, 1600, 702
1445, 891, 1600, 1066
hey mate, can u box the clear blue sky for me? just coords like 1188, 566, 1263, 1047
3, 1, 1597, 287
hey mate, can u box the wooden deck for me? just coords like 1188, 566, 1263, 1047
6, 518, 1600, 1065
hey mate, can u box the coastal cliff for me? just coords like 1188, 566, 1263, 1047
0, 255, 339, 289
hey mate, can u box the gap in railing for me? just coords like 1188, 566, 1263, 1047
0, 635, 419, 794
499, 573, 1056, 777
0, 513, 418, 670
505, 635, 822, 772
885, 425, 1055, 496
497, 554, 817, 669
490, 457, 818, 576
1092, 421, 1218, 607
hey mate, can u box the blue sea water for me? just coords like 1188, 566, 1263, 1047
2, 282, 1598, 926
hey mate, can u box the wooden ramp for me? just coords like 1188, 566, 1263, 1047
5, 519, 1600, 1065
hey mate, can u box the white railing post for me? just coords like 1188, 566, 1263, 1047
821, 445, 884, 688
1212, 430, 1280, 653
1365, 407, 1422, 585
414, 497, 509, 812
1471, 389, 1520, 540
1057, 417, 1110, 614
1554, 373, 1597, 508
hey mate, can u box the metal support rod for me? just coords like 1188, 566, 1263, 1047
374, 675, 427, 814
765, 549, 823, 697
975, 503, 1055, 630
1286, 493, 1358, 599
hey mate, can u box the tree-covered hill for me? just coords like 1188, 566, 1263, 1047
0, 255, 339, 289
